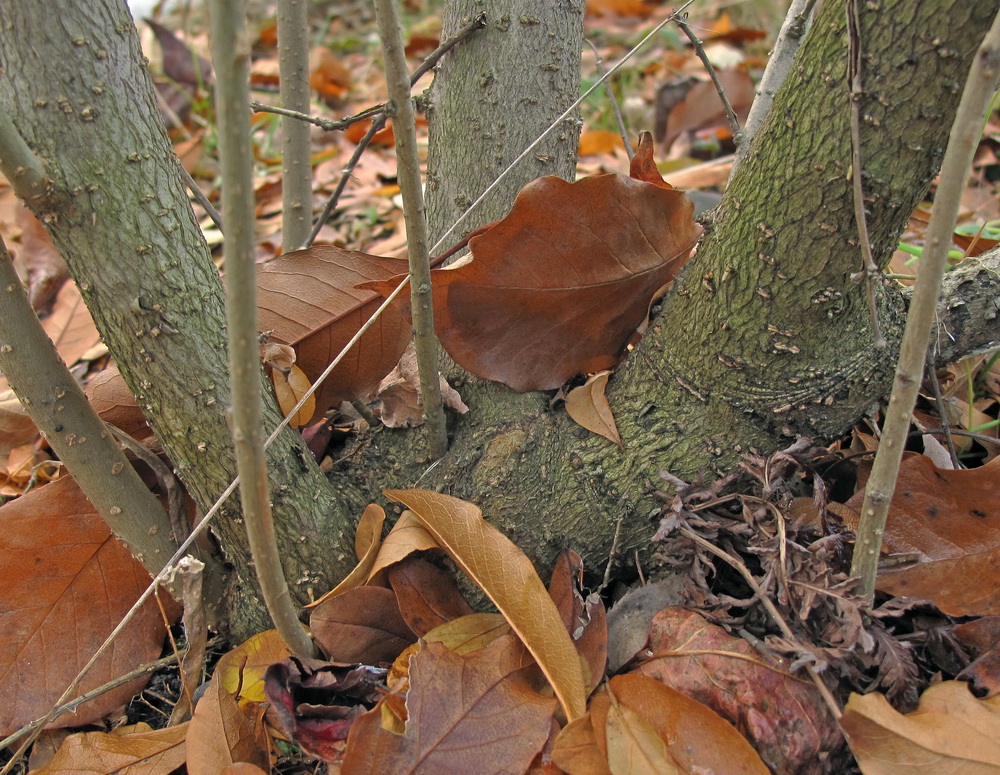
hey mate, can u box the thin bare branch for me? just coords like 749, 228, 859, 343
675, 17, 741, 144
852, 9, 1000, 601
209, 0, 316, 658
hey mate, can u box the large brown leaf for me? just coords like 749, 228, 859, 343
0, 477, 167, 735
256, 246, 412, 418
424, 169, 700, 392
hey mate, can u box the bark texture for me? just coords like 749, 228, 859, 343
0, 0, 355, 633
425, 0, 585, 245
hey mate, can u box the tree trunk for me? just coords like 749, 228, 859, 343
425, 0, 584, 244
1, 0, 997, 639
0, 0, 355, 634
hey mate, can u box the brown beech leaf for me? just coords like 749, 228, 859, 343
186, 674, 271, 775
146, 18, 213, 87
365, 510, 441, 583
43, 278, 102, 369
421, 172, 700, 392
341, 634, 557, 775
565, 371, 622, 448
842, 681, 1000, 773
83, 365, 152, 440
31, 722, 188, 775
256, 245, 412, 420
310, 585, 417, 664
657, 69, 755, 151
384, 489, 588, 720
387, 556, 475, 637
0, 476, 168, 736
635, 607, 841, 775
846, 454, 1000, 616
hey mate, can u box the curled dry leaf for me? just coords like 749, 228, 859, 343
842, 681, 1000, 774
384, 489, 588, 721
565, 371, 622, 448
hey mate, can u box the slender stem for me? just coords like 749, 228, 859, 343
208, 0, 316, 658
852, 10, 1000, 601
277, 0, 312, 252
584, 38, 632, 161
373, 0, 447, 458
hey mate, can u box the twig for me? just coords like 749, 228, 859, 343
601, 512, 626, 592
0, 635, 225, 751
208, 0, 316, 659
924, 352, 961, 468
277, 0, 313, 252
736, 0, 817, 163
678, 525, 843, 721
852, 9, 1000, 601
675, 17, 741, 144
177, 160, 224, 233
374, 0, 448, 458
303, 113, 387, 248
846, 0, 886, 350
584, 38, 632, 161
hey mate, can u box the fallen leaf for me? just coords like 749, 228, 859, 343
387, 556, 475, 637
309, 46, 352, 105
41, 278, 102, 372
31, 722, 188, 775
656, 70, 755, 151
408, 172, 700, 392
310, 585, 417, 664
270, 363, 315, 428
186, 673, 271, 775
370, 345, 469, 428
585, 0, 655, 18
0, 476, 168, 735
384, 489, 588, 720
635, 607, 842, 774
579, 129, 626, 156
256, 245, 412, 420
548, 549, 608, 694
604, 688, 681, 775
216, 629, 292, 705
366, 509, 441, 582
847, 455, 1000, 616
147, 18, 213, 87
341, 635, 557, 774
565, 371, 622, 447
842, 681, 1000, 774
83, 365, 152, 440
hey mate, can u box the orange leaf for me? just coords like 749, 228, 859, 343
420, 173, 700, 391
186, 674, 271, 775
30, 722, 188, 775
384, 489, 588, 720
307, 503, 387, 608
256, 245, 412, 418
270, 363, 315, 428
585, 0, 655, 18
0, 476, 167, 735
341, 635, 557, 774
842, 682, 1000, 772
579, 129, 626, 157
565, 371, 622, 447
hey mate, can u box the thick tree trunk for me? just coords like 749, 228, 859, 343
0, 0, 355, 634
0, 0, 997, 640
425, 0, 584, 244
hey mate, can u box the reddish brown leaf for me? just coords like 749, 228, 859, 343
0, 476, 167, 735
419, 174, 700, 391
341, 635, 557, 774
256, 245, 412, 419
635, 607, 842, 775
387, 556, 474, 637
310, 585, 417, 664
83, 365, 152, 440
658, 70, 755, 151
956, 617, 1000, 697
548, 549, 608, 695
629, 132, 671, 189
847, 455, 1000, 616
